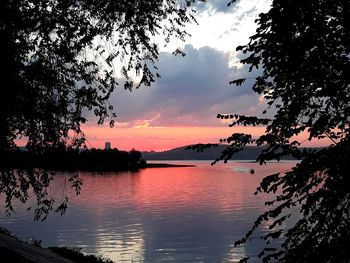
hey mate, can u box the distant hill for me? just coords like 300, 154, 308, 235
142, 145, 263, 161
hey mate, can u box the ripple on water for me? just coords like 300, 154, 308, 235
0, 161, 297, 262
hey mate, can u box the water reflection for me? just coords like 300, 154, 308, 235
0, 161, 296, 262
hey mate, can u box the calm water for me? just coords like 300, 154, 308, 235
0, 161, 296, 262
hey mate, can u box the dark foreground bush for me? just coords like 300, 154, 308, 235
49, 247, 113, 263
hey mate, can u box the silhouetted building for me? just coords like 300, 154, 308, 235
105, 142, 111, 150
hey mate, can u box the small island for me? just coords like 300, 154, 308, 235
2, 146, 195, 172
145, 163, 195, 168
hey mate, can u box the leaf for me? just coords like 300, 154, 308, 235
172, 48, 186, 57
227, 0, 237, 7
229, 78, 246, 86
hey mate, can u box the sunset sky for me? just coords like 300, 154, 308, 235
82, 0, 327, 151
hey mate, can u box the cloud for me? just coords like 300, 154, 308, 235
134, 114, 161, 128
194, 0, 268, 18
169, 0, 271, 58
107, 45, 262, 128
194, 0, 241, 14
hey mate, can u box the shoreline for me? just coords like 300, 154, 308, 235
144, 163, 196, 168
0, 231, 75, 263
0, 229, 112, 263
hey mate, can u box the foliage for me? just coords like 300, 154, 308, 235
210, 0, 349, 262
0, 0, 201, 219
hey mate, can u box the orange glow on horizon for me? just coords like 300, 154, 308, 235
14, 125, 332, 151
82, 125, 331, 151
82, 125, 266, 151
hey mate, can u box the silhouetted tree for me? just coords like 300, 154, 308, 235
128, 148, 146, 169
0, 0, 201, 219
212, 0, 349, 262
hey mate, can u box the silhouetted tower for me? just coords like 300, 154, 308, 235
105, 142, 111, 150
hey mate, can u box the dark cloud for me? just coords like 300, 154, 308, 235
108, 45, 262, 127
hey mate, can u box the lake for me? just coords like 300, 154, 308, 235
0, 161, 296, 262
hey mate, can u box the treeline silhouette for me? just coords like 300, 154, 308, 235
2, 147, 146, 171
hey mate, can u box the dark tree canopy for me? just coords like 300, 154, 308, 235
1, 0, 200, 152
214, 0, 350, 262
0, 0, 201, 218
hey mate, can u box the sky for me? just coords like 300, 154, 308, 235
82, 0, 326, 151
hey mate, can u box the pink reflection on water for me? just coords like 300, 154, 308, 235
72, 162, 296, 215
0, 161, 298, 263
